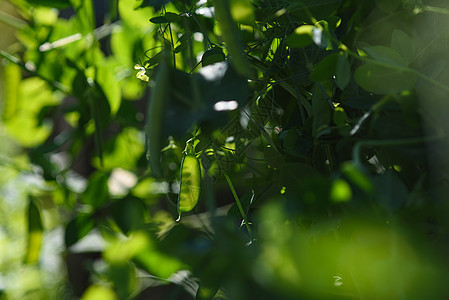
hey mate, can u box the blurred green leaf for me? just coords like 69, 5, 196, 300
24, 197, 43, 264
230, 0, 254, 25
82, 172, 109, 208
65, 214, 95, 247
24, 0, 71, 9
112, 197, 147, 235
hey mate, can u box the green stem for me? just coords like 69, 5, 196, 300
0, 49, 70, 93
352, 129, 445, 167
0, 9, 27, 30
224, 173, 253, 240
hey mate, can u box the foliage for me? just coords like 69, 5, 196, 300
1, 0, 449, 299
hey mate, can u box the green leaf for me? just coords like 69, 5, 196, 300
96, 64, 121, 115
286, 25, 315, 48
24, 197, 43, 264
354, 63, 416, 94
178, 154, 202, 214
134, 0, 171, 10
335, 53, 351, 89
333, 107, 347, 126
341, 162, 374, 193
4, 77, 55, 147
149, 16, 168, 24
287, 0, 342, 20
165, 12, 180, 23
65, 214, 95, 247
92, 128, 145, 170
2, 63, 21, 121
196, 281, 220, 300
112, 197, 147, 235
309, 53, 338, 82
82, 172, 109, 208
363, 46, 408, 67
312, 83, 331, 134
230, 0, 255, 25
330, 179, 352, 203
202, 48, 226, 67
391, 29, 415, 63
24, 0, 71, 9
372, 170, 408, 212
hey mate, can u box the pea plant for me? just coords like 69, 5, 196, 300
1, 0, 449, 299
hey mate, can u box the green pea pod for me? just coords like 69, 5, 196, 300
214, 0, 251, 77
178, 154, 202, 215
146, 59, 169, 178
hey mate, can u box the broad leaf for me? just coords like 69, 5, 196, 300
354, 63, 416, 94
391, 29, 415, 63
363, 46, 408, 67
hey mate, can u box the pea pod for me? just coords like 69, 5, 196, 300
146, 58, 169, 178
214, 0, 251, 77
178, 154, 202, 215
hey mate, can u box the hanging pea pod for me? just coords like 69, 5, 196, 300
177, 140, 202, 218
214, 0, 251, 77
146, 57, 170, 178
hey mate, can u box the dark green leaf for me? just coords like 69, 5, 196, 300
112, 197, 147, 235
165, 12, 180, 22
201, 48, 226, 67
312, 83, 331, 134
335, 53, 351, 89
134, 0, 171, 10
372, 171, 408, 212
65, 214, 95, 247
309, 53, 338, 82
150, 16, 168, 24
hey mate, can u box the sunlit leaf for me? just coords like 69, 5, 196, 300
330, 179, 352, 202
230, 0, 254, 25
81, 285, 117, 300
286, 25, 315, 48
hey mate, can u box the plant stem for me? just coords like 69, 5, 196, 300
0, 49, 70, 93
224, 173, 253, 240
